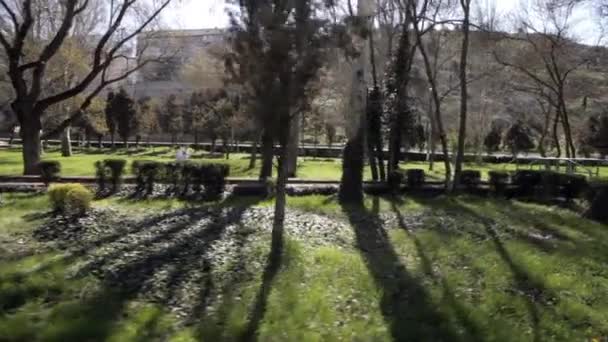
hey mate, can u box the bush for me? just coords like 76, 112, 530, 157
164, 162, 183, 194
48, 183, 93, 216
180, 162, 198, 196
38, 161, 61, 186
387, 170, 405, 189
94, 161, 108, 193
200, 163, 230, 200
512, 170, 543, 197
132, 161, 163, 195
539, 171, 561, 199
586, 182, 608, 224
406, 169, 425, 189
460, 170, 481, 190
559, 174, 588, 200
103, 159, 127, 193
488, 171, 509, 195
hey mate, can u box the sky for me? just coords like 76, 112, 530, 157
165, 0, 601, 44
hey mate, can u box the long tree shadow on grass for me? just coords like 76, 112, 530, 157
389, 200, 485, 342
430, 198, 555, 342
239, 209, 285, 342
341, 200, 462, 341
32, 195, 265, 324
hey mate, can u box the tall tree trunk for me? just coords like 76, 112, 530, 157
286, 110, 300, 178
97, 135, 103, 149
20, 117, 42, 175
367, 136, 379, 181
194, 130, 199, 146
61, 125, 72, 157
260, 129, 274, 180
339, 0, 370, 204
340, 126, 365, 204
559, 99, 576, 159
452, 0, 471, 193
110, 131, 116, 148
271, 124, 290, 264
538, 106, 551, 158
553, 109, 561, 158
249, 136, 259, 169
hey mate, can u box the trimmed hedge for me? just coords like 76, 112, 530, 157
586, 182, 608, 224
174, 162, 230, 200
38, 161, 61, 186
387, 170, 405, 190
94, 161, 108, 193
406, 169, 425, 189
512, 170, 543, 197
104, 159, 127, 193
460, 170, 481, 190
48, 183, 93, 216
488, 171, 509, 195
132, 161, 163, 195
540, 171, 561, 199
559, 173, 588, 200
164, 162, 183, 194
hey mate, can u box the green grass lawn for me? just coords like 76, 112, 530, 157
2, 146, 607, 181
1, 192, 607, 341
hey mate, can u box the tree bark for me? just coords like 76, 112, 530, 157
553, 109, 561, 158
286, 110, 300, 178
260, 129, 274, 180
20, 119, 42, 175
452, 0, 471, 193
271, 125, 289, 265
61, 125, 72, 157
339, 0, 370, 204
249, 136, 259, 170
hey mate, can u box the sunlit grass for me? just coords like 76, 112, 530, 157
2, 146, 606, 180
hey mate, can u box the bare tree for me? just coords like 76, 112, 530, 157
409, 0, 454, 186
494, 0, 589, 159
451, 0, 472, 192
0, 0, 172, 174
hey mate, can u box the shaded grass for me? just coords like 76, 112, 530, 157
0, 192, 607, 341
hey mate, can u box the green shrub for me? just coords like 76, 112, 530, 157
103, 159, 126, 193
539, 171, 561, 199
460, 170, 481, 190
512, 170, 542, 196
201, 164, 230, 200
406, 169, 425, 189
94, 161, 108, 193
488, 171, 509, 195
48, 183, 93, 216
180, 162, 198, 196
132, 161, 163, 195
38, 161, 61, 186
164, 162, 183, 194
586, 182, 608, 224
387, 171, 405, 189
559, 174, 588, 200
